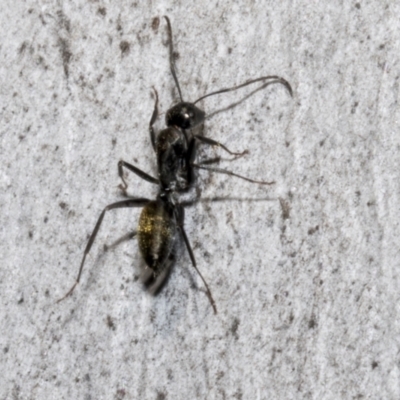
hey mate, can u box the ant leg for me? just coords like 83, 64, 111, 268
149, 88, 158, 151
192, 163, 275, 185
118, 160, 159, 192
189, 135, 243, 166
175, 208, 217, 314
57, 198, 150, 303
194, 134, 248, 158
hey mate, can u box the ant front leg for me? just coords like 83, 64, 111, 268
118, 90, 159, 194
57, 198, 150, 302
118, 161, 159, 193
175, 206, 217, 314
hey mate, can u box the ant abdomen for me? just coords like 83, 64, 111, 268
137, 198, 177, 277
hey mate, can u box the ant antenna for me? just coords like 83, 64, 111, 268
164, 16, 184, 102
194, 75, 293, 104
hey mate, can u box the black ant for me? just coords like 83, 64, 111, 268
57, 16, 292, 314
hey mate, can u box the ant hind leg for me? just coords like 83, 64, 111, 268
175, 208, 217, 314
57, 198, 150, 303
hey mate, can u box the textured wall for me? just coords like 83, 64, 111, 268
1, 1, 399, 399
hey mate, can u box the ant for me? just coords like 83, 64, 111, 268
57, 16, 292, 314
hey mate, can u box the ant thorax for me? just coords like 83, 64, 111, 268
156, 126, 191, 192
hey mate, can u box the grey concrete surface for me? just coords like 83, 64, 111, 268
1, 1, 399, 399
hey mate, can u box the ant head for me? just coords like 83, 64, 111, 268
166, 102, 205, 130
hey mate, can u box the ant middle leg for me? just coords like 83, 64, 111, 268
57, 198, 150, 302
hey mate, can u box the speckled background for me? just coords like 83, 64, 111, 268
1, 1, 399, 399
